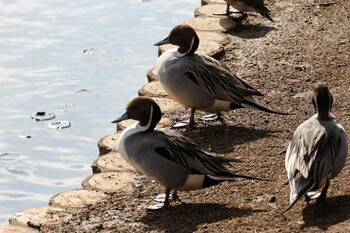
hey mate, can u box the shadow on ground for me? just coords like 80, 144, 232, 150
301, 194, 350, 231
229, 24, 276, 39
182, 124, 278, 154
140, 203, 265, 233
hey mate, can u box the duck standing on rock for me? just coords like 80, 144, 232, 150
223, 0, 273, 21
154, 24, 287, 127
284, 83, 348, 212
112, 96, 269, 209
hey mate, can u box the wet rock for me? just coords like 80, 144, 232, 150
48, 120, 71, 129
18, 135, 32, 139
31, 112, 55, 121
0, 152, 22, 161
74, 89, 90, 94
82, 48, 96, 55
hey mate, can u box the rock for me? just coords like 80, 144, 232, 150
49, 189, 108, 208
91, 152, 134, 174
153, 98, 182, 113
138, 81, 169, 98
195, 4, 228, 17
0, 225, 39, 233
9, 207, 71, 229
97, 134, 119, 155
185, 16, 236, 32
82, 171, 137, 192
146, 67, 158, 82
201, 0, 226, 6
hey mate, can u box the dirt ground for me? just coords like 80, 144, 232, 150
41, 0, 350, 232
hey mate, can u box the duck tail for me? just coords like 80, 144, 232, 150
282, 181, 316, 213
282, 194, 303, 213
256, 5, 273, 22
260, 10, 273, 22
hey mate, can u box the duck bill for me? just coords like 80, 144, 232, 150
111, 112, 129, 123
154, 37, 169, 46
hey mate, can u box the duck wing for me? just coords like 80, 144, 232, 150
184, 54, 264, 102
155, 129, 267, 181
155, 129, 229, 176
284, 117, 342, 211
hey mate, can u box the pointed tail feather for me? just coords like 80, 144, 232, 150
282, 194, 303, 213
282, 181, 317, 213
260, 11, 273, 22
209, 172, 272, 182
241, 101, 292, 115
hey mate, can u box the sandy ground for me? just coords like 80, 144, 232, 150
41, 0, 350, 232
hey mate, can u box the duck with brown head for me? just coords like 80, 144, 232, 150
154, 24, 288, 128
112, 96, 270, 209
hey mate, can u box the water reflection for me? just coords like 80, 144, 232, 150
0, 0, 198, 225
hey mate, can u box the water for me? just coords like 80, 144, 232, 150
0, 0, 198, 225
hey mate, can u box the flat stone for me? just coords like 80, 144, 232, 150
185, 16, 236, 32
82, 171, 136, 192
138, 81, 169, 98
49, 189, 107, 209
97, 133, 119, 155
146, 67, 158, 82
201, 0, 226, 6
195, 4, 229, 17
158, 31, 225, 57
9, 207, 71, 229
153, 97, 182, 113
0, 225, 39, 233
92, 152, 134, 174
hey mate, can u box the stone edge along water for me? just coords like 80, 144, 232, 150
0, 1, 240, 231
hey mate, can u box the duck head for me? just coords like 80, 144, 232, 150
112, 97, 162, 131
312, 83, 334, 120
154, 24, 199, 56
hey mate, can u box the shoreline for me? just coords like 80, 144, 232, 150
0, 1, 237, 231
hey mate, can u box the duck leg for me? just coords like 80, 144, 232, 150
213, 3, 243, 16
189, 107, 196, 128
163, 189, 171, 208
317, 180, 330, 203
172, 108, 196, 128
171, 190, 181, 202
148, 189, 171, 210
200, 112, 225, 124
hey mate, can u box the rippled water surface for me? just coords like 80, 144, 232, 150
0, 0, 198, 224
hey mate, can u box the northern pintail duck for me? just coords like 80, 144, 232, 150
224, 0, 273, 21
284, 83, 348, 212
112, 96, 268, 209
154, 24, 286, 127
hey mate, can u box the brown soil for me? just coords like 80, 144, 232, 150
41, 0, 350, 232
